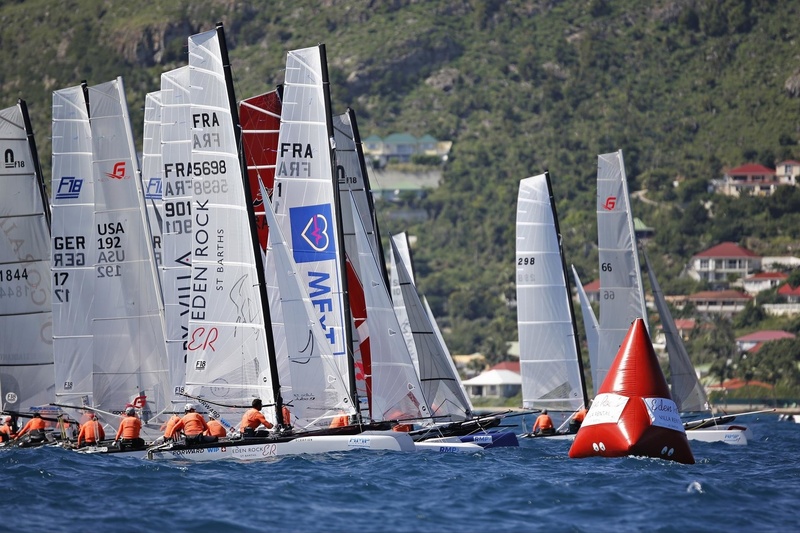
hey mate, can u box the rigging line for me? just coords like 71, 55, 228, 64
177, 391, 269, 410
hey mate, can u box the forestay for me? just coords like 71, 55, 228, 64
0, 101, 54, 413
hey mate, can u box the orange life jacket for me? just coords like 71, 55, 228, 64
329, 414, 349, 428
115, 416, 142, 440
392, 424, 413, 432
240, 408, 273, 431
534, 414, 554, 431
173, 412, 209, 437
17, 417, 47, 437
78, 420, 105, 445
205, 419, 227, 438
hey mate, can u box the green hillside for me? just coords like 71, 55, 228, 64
2, 0, 799, 392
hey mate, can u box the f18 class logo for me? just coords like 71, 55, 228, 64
290, 203, 336, 264
603, 196, 617, 210
106, 161, 127, 180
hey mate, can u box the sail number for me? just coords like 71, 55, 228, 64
54, 272, 70, 302
1, 268, 28, 281
601, 262, 613, 271
603, 290, 615, 300
517, 256, 535, 266
164, 160, 228, 178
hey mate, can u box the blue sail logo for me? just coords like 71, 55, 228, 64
290, 204, 336, 263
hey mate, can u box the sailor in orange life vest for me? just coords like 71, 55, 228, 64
240, 398, 274, 436
152, 413, 182, 445
569, 404, 589, 434
113, 406, 145, 449
76, 412, 105, 447
169, 403, 217, 444
329, 412, 350, 428
15, 412, 47, 442
0, 416, 16, 442
205, 418, 227, 438
532, 409, 556, 436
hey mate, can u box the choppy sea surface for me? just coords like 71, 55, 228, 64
2, 414, 798, 533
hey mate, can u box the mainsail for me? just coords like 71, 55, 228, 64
159, 66, 193, 410
642, 249, 709, 413
0, 100, 54, 413
182, 26, 276, 427
51, 84, 94, 411
595, 150, 648, 389
271, 45, 356, 411
87, 77, 169, 421
516, 172, 588, 411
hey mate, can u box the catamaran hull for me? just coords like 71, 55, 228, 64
458, 430, 519, 448
147, 432, 415, 461
685, 426, 750, 446
413, 437, 484, 453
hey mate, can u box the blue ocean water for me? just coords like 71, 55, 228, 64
2, 414, 798, 533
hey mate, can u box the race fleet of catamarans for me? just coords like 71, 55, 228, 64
0, 24, 755, 463
0, 24, 523, 461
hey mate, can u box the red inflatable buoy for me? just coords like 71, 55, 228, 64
569, 318, 695, 464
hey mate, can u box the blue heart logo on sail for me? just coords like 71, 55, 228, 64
289, 204, 336, 264
302, 213, 330, 251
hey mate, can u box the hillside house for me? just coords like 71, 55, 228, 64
363, 132, 452, 166
735, 330, 796, 352
742, 272, 788, 295
713, 163, 780, 197
687, 242, 761, 285
681, 289, 752, 316
776, 160, 800, 186
462, 365, 522, 399
763, 282, 800, 317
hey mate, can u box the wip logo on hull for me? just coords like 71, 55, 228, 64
290, 204, 336, 264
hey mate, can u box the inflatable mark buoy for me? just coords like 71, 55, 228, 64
569, 318, 694, 464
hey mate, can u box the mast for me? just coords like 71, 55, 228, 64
216, 23, 284, 425
545, 170, 589, 406
346, 108, 389, 287
19, 99, 51, 232
321, 46, 361, 419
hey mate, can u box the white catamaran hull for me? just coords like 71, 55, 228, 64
147, 432, 416, 462
685, 426, 750, 446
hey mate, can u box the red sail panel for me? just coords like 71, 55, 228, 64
346, 256, 373, 418
239, 90, 281, 251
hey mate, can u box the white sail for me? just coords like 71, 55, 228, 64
271, 45, 353, 404
0, 100, 54, 413
389, 232, 419, 373
571, 264, 599, 392
159, 66, 193, 410
516, 173, 587, 412
390, 235, 470, 422
87, 77, 169, 421
142, 91, 164, 278
332, 108, 380, 417
643, 249, 709, 413
350, 197, 429, 422
595, 150, 647, 389
183, 27, 275, 427
51, 84, 94, 411
261, 180, 354, 429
